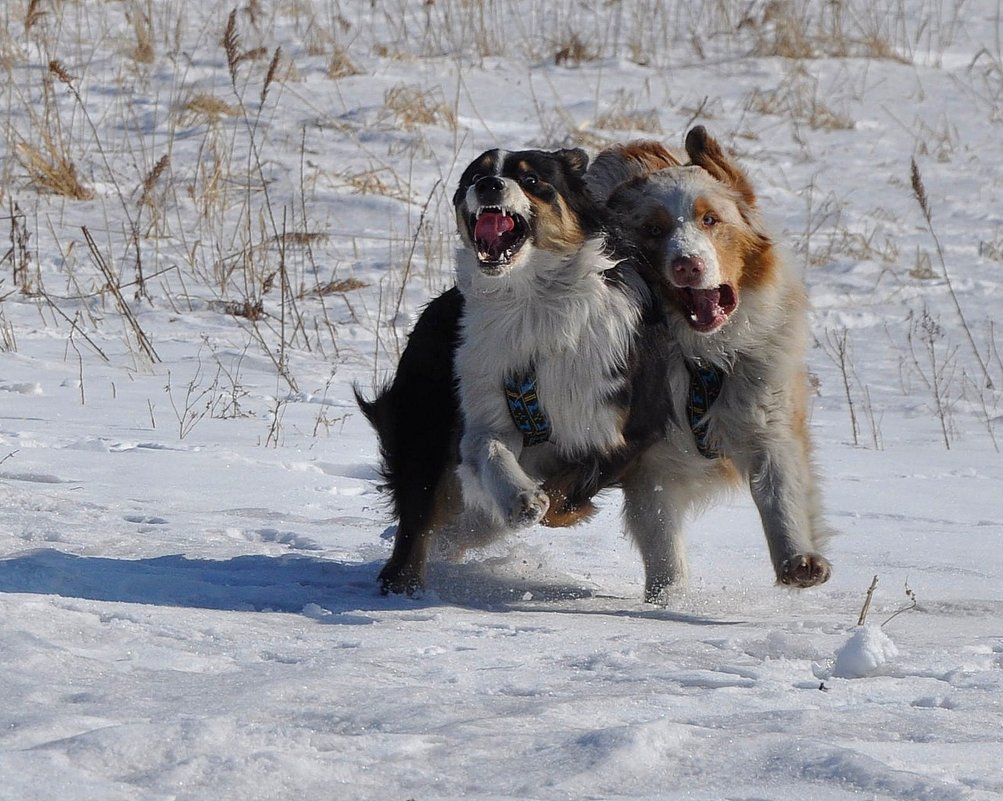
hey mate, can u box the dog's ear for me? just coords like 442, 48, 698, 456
557, 147, 590, 176
684, 126, 757, 210
605, 179, 639, 216
687, 126, 776, 281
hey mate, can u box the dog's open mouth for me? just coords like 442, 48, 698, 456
677, 284, 738, 333
471, 207, 529, 271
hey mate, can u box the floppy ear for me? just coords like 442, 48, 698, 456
557, 147, 590, 176
684, 126, 758, 210
604, 178, 645, 219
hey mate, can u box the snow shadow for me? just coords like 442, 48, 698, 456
0, 549, 737, 625
0, 549, 385, 616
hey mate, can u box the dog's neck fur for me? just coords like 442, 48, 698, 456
455, 236, 644, 457
456, 237, 636, 362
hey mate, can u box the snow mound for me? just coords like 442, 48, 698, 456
831, 625, 899, 678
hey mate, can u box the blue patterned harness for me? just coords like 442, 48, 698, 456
686, 359, 725, 459
503, 369, 551, 447
504, 361, 724, 456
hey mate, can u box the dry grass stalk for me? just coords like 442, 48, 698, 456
213, 299, 265, 320
261, 47, 282, 103
313, 277, 367, 296
4, 200, 33, 294
222, 9, 268, 86
328, 47, 361, 79
911, 158, 994, 390
594, 91, 662, 133
127, 7, 155, 64
384, 84, 457, 131
979, 230, 1003, 262
82, 226, 160, 364
223, 9, 240, 87
857, 575, 879, 625
337, 167, 409, 201
183, 94, 241, 120
554, 32, 596, 66
15, 135, 94, 200
746, 68, 853, 131
48, 59, 75, 84
139, 154, 170, 210
25, 0, 45, 31
273, 231, 327, 247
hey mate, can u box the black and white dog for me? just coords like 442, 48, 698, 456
357, 147, 671, 595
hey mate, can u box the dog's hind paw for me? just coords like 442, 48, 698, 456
508, 488, 550, 529
378, 562, 424, 596
779, 553, 832, 588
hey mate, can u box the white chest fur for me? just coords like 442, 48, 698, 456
455, 241, 640, 458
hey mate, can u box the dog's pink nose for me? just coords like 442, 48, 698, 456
671, 255, 705, 286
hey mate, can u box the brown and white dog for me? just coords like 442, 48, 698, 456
357, 147, 672, 595
593, 126, 833, 600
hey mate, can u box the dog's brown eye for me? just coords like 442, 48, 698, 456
644, 223, 663, 238
521, 173, 539, 189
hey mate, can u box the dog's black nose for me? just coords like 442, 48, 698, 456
475, 175, 505, 194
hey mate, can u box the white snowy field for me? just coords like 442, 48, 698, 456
1, 1, 1002, 799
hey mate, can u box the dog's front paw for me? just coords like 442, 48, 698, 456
779, 553, 832, 588
508, 488, 550, 529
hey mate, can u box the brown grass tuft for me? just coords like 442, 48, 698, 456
384, 84, 456, 131
328, 47, 362, 79
15, 135, 94, 200
183, 94, 242, 120
554, 32, 597, 66
213, 299, 266, 320
127, 7, 155, 64
313, 277, 367, 296
594, 90, 662, 134
746, 67, 854, 130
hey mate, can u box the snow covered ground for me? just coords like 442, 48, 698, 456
1, 1, 1001, 798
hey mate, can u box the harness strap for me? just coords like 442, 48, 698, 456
504, 369, 551, 447
686, 360, 725, 459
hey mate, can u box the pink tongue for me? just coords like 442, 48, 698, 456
690, 288, 723, 327
474, 212, 515, 243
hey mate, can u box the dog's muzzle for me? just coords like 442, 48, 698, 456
469, 205, 529, 272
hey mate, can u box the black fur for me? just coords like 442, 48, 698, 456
354, 288, 464, 595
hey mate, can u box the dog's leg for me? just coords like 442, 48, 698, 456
377, 472, 460, 595
459, 429, 550, 528
378, 525, 432, 596
621, 462, 688, 602
746, 442, 832, 588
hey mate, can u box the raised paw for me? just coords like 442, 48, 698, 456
507, 488, 550, 529
779, 553, 832, 588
